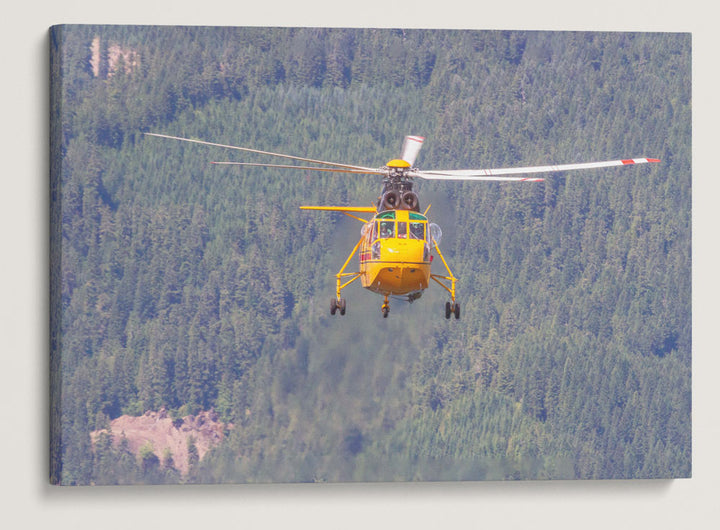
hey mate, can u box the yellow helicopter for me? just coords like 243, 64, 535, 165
145, 133, 659, 319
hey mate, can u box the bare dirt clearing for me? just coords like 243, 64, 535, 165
91, 409, 232, 475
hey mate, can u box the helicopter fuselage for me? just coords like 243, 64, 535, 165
359, 209, 432, 298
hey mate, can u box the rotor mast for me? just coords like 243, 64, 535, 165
377, 158, 421, 211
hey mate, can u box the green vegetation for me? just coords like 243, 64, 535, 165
50, 26, 691, 485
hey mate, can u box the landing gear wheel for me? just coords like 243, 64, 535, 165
330, 298, 337, 315
382, 306, 389, 318
339, 298, 347, 316
444, 302, 460, 319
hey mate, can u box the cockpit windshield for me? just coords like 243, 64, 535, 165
409, 222, 425, 240
379, 220, 395, 238
397, 222, 408, 238
372, 212, 426, 241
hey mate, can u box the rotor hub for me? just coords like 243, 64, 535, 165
386, 159, 411, 169
381, 167, 415, 193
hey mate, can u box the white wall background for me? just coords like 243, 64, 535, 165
3, 1, 717, 528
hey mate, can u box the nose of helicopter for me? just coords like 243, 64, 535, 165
366, 237, 431, 295
380, 238, 426, 263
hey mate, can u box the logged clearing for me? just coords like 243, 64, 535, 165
91, 409, 232, 475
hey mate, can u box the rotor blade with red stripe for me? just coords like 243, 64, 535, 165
401, 135, 425, 166
412, 157, 660, 181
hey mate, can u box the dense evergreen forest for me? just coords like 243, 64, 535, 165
50, 25, 691, 485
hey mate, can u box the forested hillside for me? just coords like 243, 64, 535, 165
50, 26, 691, 485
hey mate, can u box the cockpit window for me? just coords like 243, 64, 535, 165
397, 222, 407, 238
379, 220, 395, 238
410, 222, 425, 240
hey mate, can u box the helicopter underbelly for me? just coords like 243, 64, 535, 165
361, 261, 431, 295
360, 238, 431, 295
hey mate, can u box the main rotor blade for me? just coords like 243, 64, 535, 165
299, 206, 378, 213
413, 173, 546, 182
401, 135, 425, 166
412, 157, 660, 181
144, 132, 379, 172
211, 161, 385, 176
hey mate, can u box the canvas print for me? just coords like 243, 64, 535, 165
49, 25, 691, 485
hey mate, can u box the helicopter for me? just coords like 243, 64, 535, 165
145, 132, 659, 319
